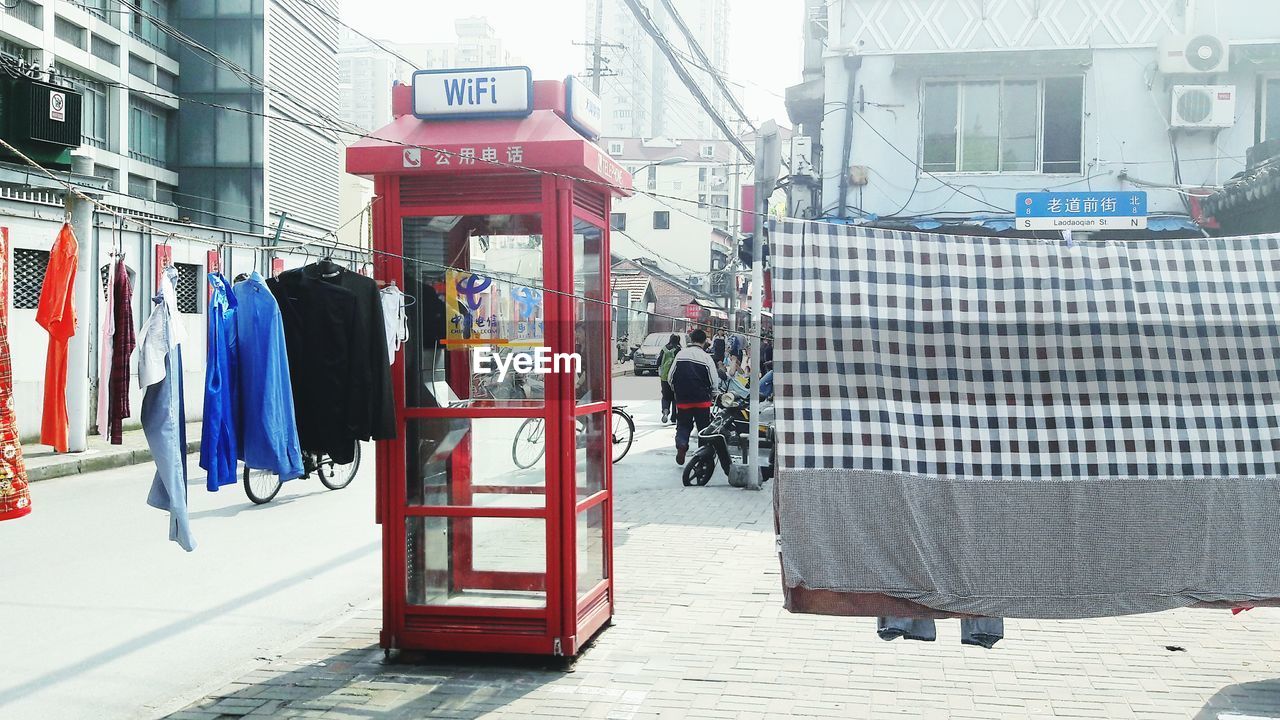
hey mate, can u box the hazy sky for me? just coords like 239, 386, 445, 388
340, 0, 804, 126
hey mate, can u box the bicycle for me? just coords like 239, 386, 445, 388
511, 406, 635, 469
243, 445, 362, 505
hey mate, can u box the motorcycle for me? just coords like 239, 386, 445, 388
682, 375, 776, 487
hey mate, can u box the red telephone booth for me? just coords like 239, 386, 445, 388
347, 74, 631, 656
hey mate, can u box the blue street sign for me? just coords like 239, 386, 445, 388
1016, 191, 1148, 230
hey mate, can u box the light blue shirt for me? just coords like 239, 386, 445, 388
233, 272, 303, 481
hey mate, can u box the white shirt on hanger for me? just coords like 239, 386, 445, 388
380, 284, 408, 363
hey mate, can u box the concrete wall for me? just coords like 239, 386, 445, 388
8, 201, 212, 441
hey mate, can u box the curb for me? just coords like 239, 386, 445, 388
25, 439, 202, 483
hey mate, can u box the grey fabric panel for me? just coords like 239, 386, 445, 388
777, 470, 1280, 619
771, 220, 1280, 618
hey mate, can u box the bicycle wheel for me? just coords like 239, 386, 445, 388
512, 418, 548, 469
243, 465, 283, 505
610, 408, 635, 464
318, 444, 361, 491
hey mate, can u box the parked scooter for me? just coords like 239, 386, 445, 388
682, 375, 775, 487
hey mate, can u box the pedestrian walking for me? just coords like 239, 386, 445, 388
657, 334, 681, 424
671, 329, 726, 467
727, 330, 745, 377
710, 329, 727, 372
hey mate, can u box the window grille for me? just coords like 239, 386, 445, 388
173, 262, 200, 313
13, 248, 50, 309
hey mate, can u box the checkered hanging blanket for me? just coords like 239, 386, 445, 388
773, 220, 1280, 619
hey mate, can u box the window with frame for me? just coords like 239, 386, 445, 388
93, 165, 118, 190
156, 68, 176, 92
921, 77, 1083, 174
0, 39, 33, 62
609, 212, 626, 231
128, 173, 152, 199
5, 0, 43, 29
55, 17, 87, 49
653, 211, 670, 230
129, 96, 172, 166
131, 0, 170, 51
129, 54, 153, 82
92, 35, 119, 65
1264, 77, 1280, 143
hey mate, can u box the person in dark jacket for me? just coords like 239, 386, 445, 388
657, 334, 681, 424
671, 329, 729, 471
710, 329, 727, 370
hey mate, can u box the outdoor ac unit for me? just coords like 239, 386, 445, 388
1158, 34, 1229, 74
1171, 85, 1236, 128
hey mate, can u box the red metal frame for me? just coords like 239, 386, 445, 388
351, 79, 629, 656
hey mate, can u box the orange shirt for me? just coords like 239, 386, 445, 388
35, 224, 78, 453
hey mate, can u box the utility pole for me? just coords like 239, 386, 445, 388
66, 152, 95, 453
592, 0, 605, 94
747, 122, 781, 492
575, 2, 623, 94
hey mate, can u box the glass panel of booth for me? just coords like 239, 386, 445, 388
405, 516, 547, 609
406, 418, 546, 508
575, 413, 609, 600
402, 215, 551, 409
573, 219, 606, 406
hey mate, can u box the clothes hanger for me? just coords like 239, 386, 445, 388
317, 252, 342, 278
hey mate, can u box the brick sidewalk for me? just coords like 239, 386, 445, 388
168, 437, 1280, 720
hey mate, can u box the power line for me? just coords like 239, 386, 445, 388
285, 0, 421, 72
655, 0, 755, 134
619, 0, 753, 162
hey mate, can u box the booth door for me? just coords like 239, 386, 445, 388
569, 217, 612, 644
394, 211, 563, 653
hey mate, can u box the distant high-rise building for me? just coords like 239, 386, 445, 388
175, 0, 343, 236
337, 16, 515, 134
395, 17, 513, 76
585, 0, 730, 139
337, 28, 399, 134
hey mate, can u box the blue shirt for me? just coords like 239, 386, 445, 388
200, 273, 239, 491
233, 272, 304, 480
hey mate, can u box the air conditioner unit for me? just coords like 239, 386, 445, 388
1158, 34, 1229, 74
1171, 85, 1236, 128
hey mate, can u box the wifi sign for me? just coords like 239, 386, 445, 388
413, 67, 534, 121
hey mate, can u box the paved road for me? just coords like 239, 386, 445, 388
168, 376, 1280, 720
0, 450, 380, 720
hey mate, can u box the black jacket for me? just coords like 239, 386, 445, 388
270, 262, 396, 463
670, 344, 720, 406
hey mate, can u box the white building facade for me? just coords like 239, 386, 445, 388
2, 0, 180, 218
789, 0, 1280, 229
603, 136, 739, 276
